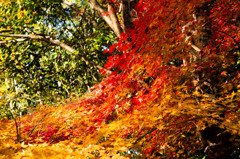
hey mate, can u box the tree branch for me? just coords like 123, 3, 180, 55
122, 0, 134, 31
0, 33, 76, 52
0, 38, 26, 44
0, 33, 109, 73
8, 101, 21, 143
133, 116, 202, 145
190, 43, 201, 52
88, 0, 122, 37
24, 112, 50, 142
108, 3, 123, 35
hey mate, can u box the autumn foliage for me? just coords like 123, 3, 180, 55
1, 0, 240, 158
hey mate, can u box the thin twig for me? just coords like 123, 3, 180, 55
23, 112, 50, 141
133, 116, 202, 145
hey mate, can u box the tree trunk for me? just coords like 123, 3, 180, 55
88, 0, 137, 37
188, 1, 237, 157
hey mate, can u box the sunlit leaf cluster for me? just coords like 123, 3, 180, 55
0, 0, 115, 112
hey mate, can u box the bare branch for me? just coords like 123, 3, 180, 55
88, 0, 122, 37
0, 33, 110, 73
0, 33, 77, 52
0, 38, 26, 44
25, 112, 50, 141
190, 43, 201, 52
108, 3, 123, 35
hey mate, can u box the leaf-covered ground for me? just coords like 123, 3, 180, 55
0, 94, 136, 159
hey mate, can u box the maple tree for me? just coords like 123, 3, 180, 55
1, 0, 240, 158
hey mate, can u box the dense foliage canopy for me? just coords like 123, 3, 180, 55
0, 0, 115, 116
0, 0, 240, 158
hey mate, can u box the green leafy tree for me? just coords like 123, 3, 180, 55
0, 0, 115, 108
0, 0, 116, 142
